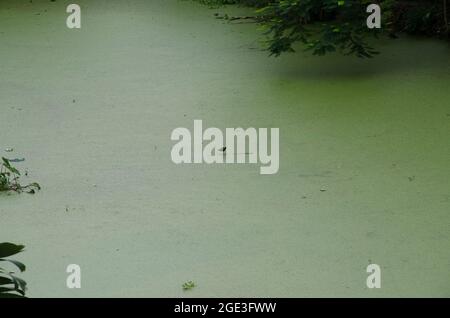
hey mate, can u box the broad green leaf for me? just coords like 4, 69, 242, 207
0, 243, 25, 258
0, 287, 15, 293
0, 291, 26, 298
0, 259, 26, 272
0, 276, 14, 286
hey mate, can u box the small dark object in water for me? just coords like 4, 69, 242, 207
219, 147, 226, 152
7, 158, 25, 163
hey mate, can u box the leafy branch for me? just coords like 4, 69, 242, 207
0, 157, 40, 194
197, 0, 450, 57
0, 243, 27, 298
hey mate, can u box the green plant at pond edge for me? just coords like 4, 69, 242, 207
0, 157, 40, 194
182, 280, 196, 290
0, 243, 27, 298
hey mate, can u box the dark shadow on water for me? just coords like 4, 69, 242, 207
270, 37, 450, 80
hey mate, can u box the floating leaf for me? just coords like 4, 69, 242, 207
182, 280, 196, 290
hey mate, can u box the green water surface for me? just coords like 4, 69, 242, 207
0, 0, 449, 297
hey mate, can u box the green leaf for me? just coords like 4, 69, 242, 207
0, 287, 16, 293
10, 275, 27, 294
1, 157, 9, 166
1, 158, 20, 176
0, 291, 26, 298
0, 276, 14, 286
0, 259, 26, 272
182, 280, 196, 290
0, 243, 25, 258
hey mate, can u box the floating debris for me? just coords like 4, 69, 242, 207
6, 158, 25, 163
182, 280, 196, 291
4, 148, 13, 152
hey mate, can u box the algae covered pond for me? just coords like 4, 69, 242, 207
0, 0, 449, 297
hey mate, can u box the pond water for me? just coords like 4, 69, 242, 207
0, 0, 449, 297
